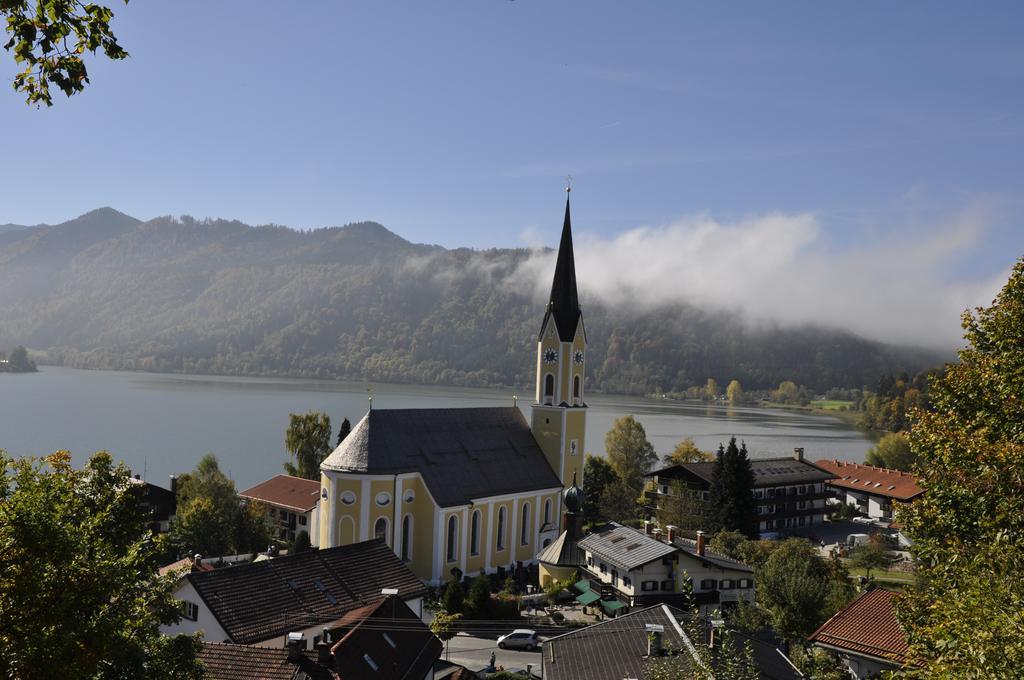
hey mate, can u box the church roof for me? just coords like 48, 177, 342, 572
540, 195, 582, 342
321, 407, 563, 507
537, 529, 581, 569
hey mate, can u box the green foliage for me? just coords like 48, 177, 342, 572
726, 379, 744, 405
848, 543, 888, 579
707, 438, 758, 538
429, 610, 462, 662
757, 539, 833, 643
663, 437, 712, 466
705, 377, 720, 399
896, 258, 1024, 677
599, 477, 640, 524
0, 450, 203, 678
708, 530, 748, 560
2, 0, 129, 106
441, 577, 464, 615
465, 575, 492, 619
1, 345, 36, 372
284, 411, 332, 480
582, 454, 618, 522
770, 380, 810, 406
655, 479, 706, 531
171, 495, 234, 557
726, 598, 772, 634
789, 646, 849, 680
864, 431, 916, 471
291, 529, 311, 554
857, 369, 935, 432
336, 417, 352, 447
735, 539, 781, 569
605, 415, 658, 495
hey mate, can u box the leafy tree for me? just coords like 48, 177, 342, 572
726, 379, 743, 405
773, 380, 799, 404
170, 495, 233, 557
599, 477, 639, 524
662, 437, 712, 466
848, 542, 888, 580
582, 454, 617, 522
605, 415, 658, 496
0, 450, 203, 678
896, 258, 1024, 676
2, 0, 129, 106
707, 438, 758, 538
291, 529, 311, 554
284, 411, 332, 480
864, 431, 915, 471
440, 576, 464, 615
234, 499, 272, 555
704, 377, 720, 400
429, 611, 462, 661
708, 530, 748, 560
757, 539, 834, 643
465, 574, 492, 619
789, 647, 849, 680
656, 479, 706, 531
5, 346, 36, 372
735, 539, 781, 569
336, 417, 352, 447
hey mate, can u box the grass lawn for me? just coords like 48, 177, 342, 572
847, 566, 916, 588
811, 399, 855, 411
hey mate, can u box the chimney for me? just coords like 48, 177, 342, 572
645, 624, 665, 656
696, 531, 705, 556
794, 447, 804, 462
286, 632, 305, 662
653, 528, 662, 542
169, 474, 178, 494
667, 525, 677, 543
316, 628, 332, 665
193, 554, 203, 568
644, 520, 653, 536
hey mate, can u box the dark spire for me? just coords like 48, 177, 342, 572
540, 190, 581, 341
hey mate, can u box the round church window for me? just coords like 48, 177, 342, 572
340, 491, 356, 506
375, 492, 391, 507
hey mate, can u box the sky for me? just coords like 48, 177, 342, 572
1, 2, 1022, 349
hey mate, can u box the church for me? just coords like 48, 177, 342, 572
318, 192, 588, 585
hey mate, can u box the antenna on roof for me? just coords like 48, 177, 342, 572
367, 385, 373, 411
513, 393, 518, 407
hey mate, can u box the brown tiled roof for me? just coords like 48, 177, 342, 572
815, 459, 923, 502
327, 595, 442, 680
239, 474, 321, 512
809, 589, 909, 665
198, 643, 336, 680
188, 539, 427, 644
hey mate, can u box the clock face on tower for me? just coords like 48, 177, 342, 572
543, 348, 558, 364
573, 350, 584, 365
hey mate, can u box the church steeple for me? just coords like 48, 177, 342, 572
540, 192, 582, 342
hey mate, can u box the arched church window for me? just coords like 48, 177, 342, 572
401, 514, 412, 562
470, 510, 480, 556
544, 499, 551, 526
374, 517, 389, 546
544, 374, 555, 404
446, 515, 458, 563
573, 375, 581, 404
521, 503, 531, 546
497, 507, 506, 550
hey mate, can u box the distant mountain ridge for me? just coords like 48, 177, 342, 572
0, 208, 943, 394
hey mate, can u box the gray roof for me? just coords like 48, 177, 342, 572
321, 407, 562, 507
536, 530, 581, 569
674, 537, 753, 573
576, 522, 677, 571
649, 457, 835, 487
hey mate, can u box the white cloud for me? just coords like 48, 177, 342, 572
513, 208, 1007, 350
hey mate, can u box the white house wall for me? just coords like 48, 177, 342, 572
161, 580, 230, 642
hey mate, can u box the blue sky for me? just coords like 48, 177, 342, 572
1, 2, 1022, 346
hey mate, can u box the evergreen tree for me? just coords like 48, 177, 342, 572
582, 454, 618, 522
707, 437, 758, 538
336, 417, 352, 447
291, 530, 312, 554
465, 574, 492, 619
441, 576, 465, 615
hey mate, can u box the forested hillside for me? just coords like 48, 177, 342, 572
0, 208, 942, 394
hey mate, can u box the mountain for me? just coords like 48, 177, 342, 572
0, 209, 943, 394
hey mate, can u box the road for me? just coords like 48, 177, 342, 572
443, 632, 544, 677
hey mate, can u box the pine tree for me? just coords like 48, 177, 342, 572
336, 417, 352, 447
707, 437, 758, 538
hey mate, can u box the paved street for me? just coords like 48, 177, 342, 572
443, 632, 544, 677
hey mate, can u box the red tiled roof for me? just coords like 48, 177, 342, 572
198, 643, 336, 680
815, 459, 923, 501
809, 589, 909, 665
239, 474, 321, 512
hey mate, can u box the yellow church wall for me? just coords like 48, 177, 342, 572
489, 500, 514, 569
368, 478, 397, 548
465, 505, 487, 575
513, 498, 533, 562
333, 476, 362, 546
564, 410, 586, 487
531, 409, 564, 481
318, 473, 332, 547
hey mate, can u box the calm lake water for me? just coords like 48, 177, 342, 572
0, 367, 873, 490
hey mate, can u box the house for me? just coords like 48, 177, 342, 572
127, 474, 177, 534
542, 603, 801, 680
574, 522, 754, 616
815, 459, 923, 522
318, 194, 588, 585
197, 596, 440, 680
239, 474, 322, 546
645, 448, 836, 534
809, 588, 912, 678
161, 538, 427, 648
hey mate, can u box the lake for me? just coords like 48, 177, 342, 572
0, 367, 873, 490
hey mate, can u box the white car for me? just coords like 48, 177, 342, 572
497, 629, 541, 651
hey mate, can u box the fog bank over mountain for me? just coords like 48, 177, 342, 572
0, 208, 948, 394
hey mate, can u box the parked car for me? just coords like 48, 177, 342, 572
497, 629, 541, 651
